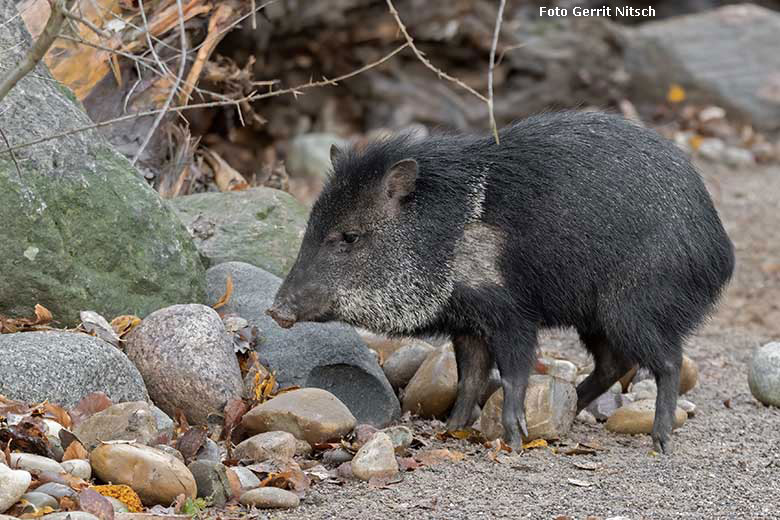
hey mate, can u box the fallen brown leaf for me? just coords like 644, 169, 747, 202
69, 392, 113, 427
63, 440, 89, 461
79, 488, 115, 520
110, 315, 141, 339
416, 448, 465, 466
212, 274, 233, 310
175, 426, 207, 463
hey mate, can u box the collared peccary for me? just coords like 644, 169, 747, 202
267, 111, 734, 453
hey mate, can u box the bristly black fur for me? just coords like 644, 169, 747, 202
271, 110, 735, 453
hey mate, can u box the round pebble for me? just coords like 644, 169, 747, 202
748, 342, 780, 407
239, 487, 300, 509
61, 459, 92, 480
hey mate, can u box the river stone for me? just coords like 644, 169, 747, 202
748, 342, 780, 407
350, 432, 398, 481
0, 2, 204, 326
91, 443, 196, 505
171, 188, 307, 277
228, 466, 261, 491
206, 262, 399, 426
188, 460, 231, 507
625, 4, 780, 132
679, 354, 699, 395
239, 487, 300, 509
73, 401, 158, 450
605, 400, 687, 434
104, 497, 129, 513
480, 375, 577, 442
242, 388, 356, 444
234, 431, 296, 462
0, 464, 31, 513
150, 405, 175, 444
382, 341, 435, 389
0, 332, 148, 408
20, 492, 58, 511
586, 391, 622, 422
286, 133, 347, 180
631, 379, 658, 401
61, 459, 91, 480
8, 453, 63, 474
402, 345, 457, 419
382, 425, 413, 453
31, 483, 75, 499
535, 357, 578, 384
125, 304, 243, 424
42, 514, 99, 520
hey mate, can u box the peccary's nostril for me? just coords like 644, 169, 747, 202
266, 305, 297, 329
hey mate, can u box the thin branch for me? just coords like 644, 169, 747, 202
0, 44, 409, 156
0, 127, 22, 181
0, 0, 70, 103
131, 0, 187, 165
384, 0, 488, 103
488, 0, 506, 144
63, 9, 109, 40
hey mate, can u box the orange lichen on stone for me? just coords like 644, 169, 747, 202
90, 485, 144, 512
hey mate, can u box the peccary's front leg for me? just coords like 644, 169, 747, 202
447, 335, 492, 430
490, 326, 536, 451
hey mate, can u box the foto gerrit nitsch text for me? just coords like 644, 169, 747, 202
539, 6, 656, 17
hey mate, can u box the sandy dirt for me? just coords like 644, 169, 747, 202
270, 162, 780, 520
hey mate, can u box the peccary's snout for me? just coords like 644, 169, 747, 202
266, 265, 335, 329
265, 302, 297, 329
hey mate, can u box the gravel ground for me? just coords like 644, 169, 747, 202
268, 163, 780, 520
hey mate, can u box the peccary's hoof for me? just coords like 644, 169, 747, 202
652, 433, 673, 454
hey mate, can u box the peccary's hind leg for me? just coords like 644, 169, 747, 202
651, 344, 683, 454
489, 326, 536, 451
576, 333, 633, 412
447, 335, 492, 430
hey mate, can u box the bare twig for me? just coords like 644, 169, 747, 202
137, 0, 170, 77
131, 0, 187, 165
385, 0, 488, 103
488, 0, 506, 144
0, 43, 409, 156
0, 0, 70, 103
63, 9, 109, 39
0, 127, 22, 181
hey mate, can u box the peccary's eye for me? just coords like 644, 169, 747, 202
342, 232, 360, 244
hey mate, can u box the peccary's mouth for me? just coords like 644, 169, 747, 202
265, 307, 297, 329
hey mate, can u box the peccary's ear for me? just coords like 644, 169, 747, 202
384, 158, 418, 202
330, 144, 342, 166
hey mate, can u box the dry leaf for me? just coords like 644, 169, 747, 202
63, 440, 90, 461
80, 311, 121, 347
522, 438, 548, 450
416, 448, 465, 465
572, 460, 599, 471
110, 315, 141, 339
567, 478, 594, 487
175, 426, 208, 463
203, 149, 249, 192
212, 274, 233, 310
220, 397, 249, 444
70, 392, 113, 426
79, 488, 115, 520
667, 84, 686, 103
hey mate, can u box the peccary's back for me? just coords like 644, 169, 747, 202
409, 111, 734, 327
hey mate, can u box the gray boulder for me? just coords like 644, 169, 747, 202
748, 342, 780, 407
125, 304, 243, 424
285, 133, 347, 180
171, 188, 308, 277
626, 4, 780, 132
0, 331, 148, 407
0, 3, 205, 326
206, 262, 399, 427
